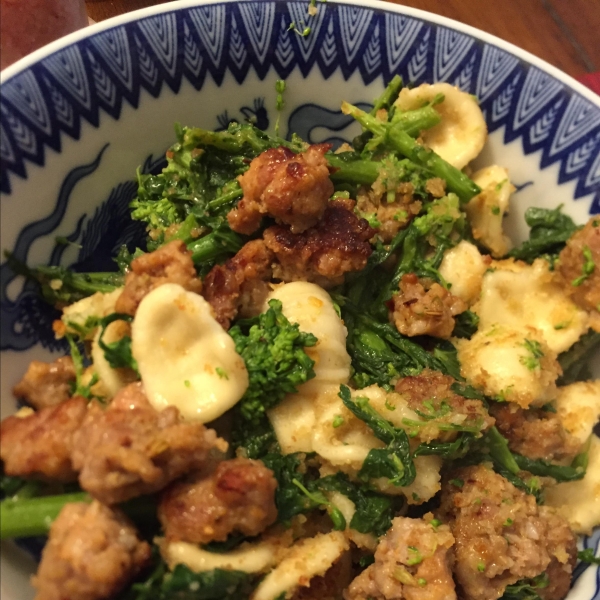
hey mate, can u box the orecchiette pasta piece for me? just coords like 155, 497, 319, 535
132, 284, 249, 422
475, 258, 589, 354
438, 240, 488, 305
554, 381, 600, 447
265, 282, 352, 453
456, 324, 560, 408
465, 165, 514, 257
395, 82, 487, 169
90, 319, 138, 399
265, 282, 351, 393
544, 435, 600, 534
161, 539, 277, 574
61, 288, 123, 339
267, 392, 316, 454
251, 531, 350, 600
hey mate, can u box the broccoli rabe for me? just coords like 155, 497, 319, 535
342, 101, 481, 202
119, 560, 255, 600
5, 252, 123, 308
229, 299, 317, 425
508, 206, 579, 265
339, 385, 416, 487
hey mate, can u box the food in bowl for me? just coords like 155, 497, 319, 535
1, 75, 599, 600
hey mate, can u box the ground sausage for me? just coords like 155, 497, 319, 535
229, 144, 334, 235
263, 197, 374, 287
555, 217, 600, 321
71, 382, 223, 505
32, 501, 151, 600
395, 369, 494, 442
344, 516, 456, 600
439, 465, 576, 600
0, 396, 87, 482
390, 274, 467, 339
159, 457, 278, 544
12, 356, 76, 409
490, 403, 582, 462
115, 240, 202, 315
203, 239, 274, 329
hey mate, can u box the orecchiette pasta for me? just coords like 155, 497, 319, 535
465, 165, 514, 257
438, 240, 488, 305
250, 531, 350, 600
394, 82, 487, 170
132, 283, 249, 422
475, 258, 589, 354
457, 324, 561, 408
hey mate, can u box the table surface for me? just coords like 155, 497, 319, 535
86, 0, 599, 79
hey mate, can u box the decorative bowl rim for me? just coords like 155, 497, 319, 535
1, 0, 599, 114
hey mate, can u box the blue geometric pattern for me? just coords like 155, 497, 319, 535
1, 1, 599, 210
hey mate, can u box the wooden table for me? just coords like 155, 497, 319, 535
86, 0, 599, 79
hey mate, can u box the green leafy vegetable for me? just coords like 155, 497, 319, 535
339, 385, 416, 487
229, 299, 317, 426
558, 330, 600, 385
507, 206, 579, 264
501, 573, 549, 600
97, 313, 139, 373
577, 549, 600, 565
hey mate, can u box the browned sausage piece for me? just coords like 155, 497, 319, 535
229, 144, 334, 235
490, 403, 582, 462
32, 501, 151, 600
12, 356, 76, 409
439, 465, 577, 600
395, 369, 494, 441
115, 240, 202, 315
71, 382, 224, 505
0, 396, 87, 482
344, 516, 456, 600
263, 197, 374, 288
159, 457, 278, 544
203, 239, 274, 329
390, 274, 467, 339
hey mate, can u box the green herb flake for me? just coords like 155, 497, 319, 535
450, 478, 464, 488
384, 398, 396, 411
572, 245, 595, 287
418, 578, 427, 587
477, 561, 486, 572
503, 518, 514, 527
430, 518, 441, 529
184, 380, 191, 388
491, 205, 501, 215
215, 367, 229, 380
553, 321, 571, 330
332, 415, 345, 428
519, 339, 544, 370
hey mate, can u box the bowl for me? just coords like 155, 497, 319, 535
1, 1, 599, 598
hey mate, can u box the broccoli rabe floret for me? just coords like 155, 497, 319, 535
229, 299, 317, 426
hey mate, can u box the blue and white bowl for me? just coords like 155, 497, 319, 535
1, 1, 599, 598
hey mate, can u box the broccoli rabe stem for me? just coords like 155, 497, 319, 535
187, 229, 244, 265
0, 492, 90, 539
370, 75, 403, 115
341, 101, 481, 202
0, 492, 158, 539
326, 155, 381, 185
